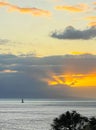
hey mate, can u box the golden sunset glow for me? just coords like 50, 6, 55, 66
71, 52, 89, 55
42, 71, 96, 88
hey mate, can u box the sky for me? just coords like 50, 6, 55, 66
0, 0, 96, 99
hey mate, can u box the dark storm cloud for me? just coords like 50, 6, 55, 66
0, 53, 96, 77
0, 54, 96, 98
50, 26, 96, 40
1, 54, 96, 73
0, 54, 71, 98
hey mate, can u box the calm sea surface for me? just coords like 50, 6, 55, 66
0, 99, 96, 130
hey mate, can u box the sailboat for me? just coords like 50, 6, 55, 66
21, 98, 24, 103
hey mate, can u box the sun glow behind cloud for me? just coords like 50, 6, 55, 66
42, 71, 96, 88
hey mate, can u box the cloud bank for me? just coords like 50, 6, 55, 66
0, 54, 96, 98
50, 26, 96, 40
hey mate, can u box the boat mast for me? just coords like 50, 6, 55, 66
21, 98, 24, 103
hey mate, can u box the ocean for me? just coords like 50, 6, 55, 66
0, 99, 96, 130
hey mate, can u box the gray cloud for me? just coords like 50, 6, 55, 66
50, 26, 96, 40
0, 39, 10, 44
0, 54, 96, 98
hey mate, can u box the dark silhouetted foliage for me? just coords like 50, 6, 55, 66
89, 117, 96, 130
51, 111, 96, 130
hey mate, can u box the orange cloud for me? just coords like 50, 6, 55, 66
93, 2, 96, 5
88, 22, 96, 27
55, 3, 88, 12
84, 16, 96, 27
0, 1, 9, 6
42, 71, 96, 88
0, 1, 51, 16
